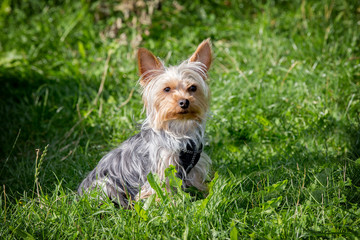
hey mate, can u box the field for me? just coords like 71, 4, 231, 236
1, 0, 360, 239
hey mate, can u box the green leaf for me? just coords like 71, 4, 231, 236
78, 41, 86, 58
256, 115, 271, 126
143, 194, 155, 210
9, 226, 35, 240
261, 196, 283, 211
0, 0, 11, 15
265, 179, 288, 193
147, 172, 166, 202
196, 172, 218, 215
134, 202, 148, 221
230, 221, 238, 240
165, 165, 182, 190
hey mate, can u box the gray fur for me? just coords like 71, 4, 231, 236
77, 60, 211, 208
77, 123, 210, 207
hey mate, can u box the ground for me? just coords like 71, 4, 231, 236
0, 0, 359, 239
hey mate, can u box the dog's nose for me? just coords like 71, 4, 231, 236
179, 99, 190, 109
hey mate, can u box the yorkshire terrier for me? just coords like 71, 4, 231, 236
78, 39, 212, 207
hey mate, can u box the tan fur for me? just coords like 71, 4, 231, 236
78, 40, 213, 207
135, 40, 213, 199
189, 38, 212, 72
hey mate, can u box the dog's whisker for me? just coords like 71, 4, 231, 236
78, 39, 213, 207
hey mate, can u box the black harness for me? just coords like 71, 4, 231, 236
177, 140, 203, 179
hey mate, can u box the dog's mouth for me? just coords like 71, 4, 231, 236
178, 110, 189, 115
167, 109, 202, 121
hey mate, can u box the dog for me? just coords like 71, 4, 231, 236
78, 39, 212, 208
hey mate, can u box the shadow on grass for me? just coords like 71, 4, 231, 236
0, 70, 108, 198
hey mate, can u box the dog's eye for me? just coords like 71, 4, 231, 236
164, 87, 171, 92
188, 85, 197, 92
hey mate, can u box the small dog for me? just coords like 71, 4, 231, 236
78, 39, 212, 207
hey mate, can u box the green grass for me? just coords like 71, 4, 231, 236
1, 0, 360, 238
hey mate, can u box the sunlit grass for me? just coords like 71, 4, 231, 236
1, 0, 359, 238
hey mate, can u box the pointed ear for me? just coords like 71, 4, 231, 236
138, 48, 164, 85
189, 38, 212, 72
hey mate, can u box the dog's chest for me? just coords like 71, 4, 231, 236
158, 148, 179, 167
155, 140, 202, 179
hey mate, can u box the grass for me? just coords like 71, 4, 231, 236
1, 0, 360, 238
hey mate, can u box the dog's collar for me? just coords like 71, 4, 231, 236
178, 140, 203, 178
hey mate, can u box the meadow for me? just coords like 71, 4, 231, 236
0, 0, 359, 238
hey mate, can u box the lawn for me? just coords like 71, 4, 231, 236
1, 0, 359, 239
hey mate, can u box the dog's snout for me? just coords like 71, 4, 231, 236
179, 99, 190, 109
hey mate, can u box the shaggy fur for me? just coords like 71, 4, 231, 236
78, 39, 212, 207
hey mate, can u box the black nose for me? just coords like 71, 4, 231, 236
179, 99, 190, 109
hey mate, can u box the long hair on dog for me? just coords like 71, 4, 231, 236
78, 39, 212, 207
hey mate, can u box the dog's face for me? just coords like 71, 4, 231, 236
138, 39, 212, 131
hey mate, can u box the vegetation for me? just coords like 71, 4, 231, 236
1, 0, 359, 238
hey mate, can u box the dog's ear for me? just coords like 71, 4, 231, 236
138, 48, 164, 86
189, 38, 212, 73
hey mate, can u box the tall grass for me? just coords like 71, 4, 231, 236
1, 0, 359, 238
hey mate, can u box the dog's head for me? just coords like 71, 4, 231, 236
138, 39, 212, 133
